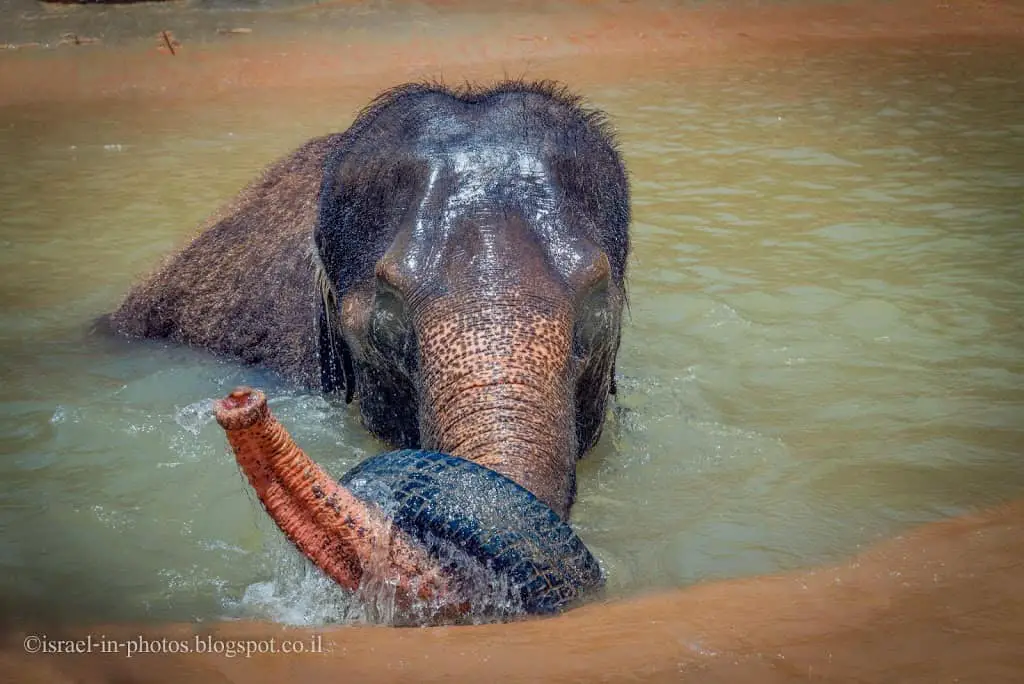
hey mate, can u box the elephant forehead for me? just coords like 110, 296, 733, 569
392, 146, 600, 287
447, 146, 547, 182
421, 145, 553, 211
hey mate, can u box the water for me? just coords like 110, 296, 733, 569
1, 17, 1022, 627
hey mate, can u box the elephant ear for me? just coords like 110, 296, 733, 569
314, 254, 356, 403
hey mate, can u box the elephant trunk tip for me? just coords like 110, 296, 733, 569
214, 386, 268, 431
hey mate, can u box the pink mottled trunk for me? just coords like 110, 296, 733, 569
415, 299, 579, 518
213, 387, 456, 609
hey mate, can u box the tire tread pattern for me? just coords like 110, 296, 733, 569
339, 449, 604, 614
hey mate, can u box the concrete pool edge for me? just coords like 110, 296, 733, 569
3, 497, 1022, 682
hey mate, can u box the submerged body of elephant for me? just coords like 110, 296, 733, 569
109, 80, 630, 621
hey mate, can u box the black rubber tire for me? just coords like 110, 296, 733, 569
339, 449, 604, 615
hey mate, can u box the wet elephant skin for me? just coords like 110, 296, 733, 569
109, 80, 630, 616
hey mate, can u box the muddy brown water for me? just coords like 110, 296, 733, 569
1, 0, 1023, 676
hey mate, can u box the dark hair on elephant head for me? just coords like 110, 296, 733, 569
312, 79, 630, 517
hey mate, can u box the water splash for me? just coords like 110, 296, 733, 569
175, 399, 215, 436
90, 503, 137, 530
49, 405, 79, 424
354, 528, 527, 626
226, 568, 351, 626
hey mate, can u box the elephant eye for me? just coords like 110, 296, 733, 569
573, 284, 611, 360
370, 287, 418, 373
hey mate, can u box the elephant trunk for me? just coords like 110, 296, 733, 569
415, 298, 578, 519
213, 388, 456, 608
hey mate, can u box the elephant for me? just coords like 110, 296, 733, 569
107, 80, 631, 619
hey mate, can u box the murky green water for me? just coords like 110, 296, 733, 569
1, 29, 1022, 626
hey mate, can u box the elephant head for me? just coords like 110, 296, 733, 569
313, 81, 630, 519
107, 80, 630, 617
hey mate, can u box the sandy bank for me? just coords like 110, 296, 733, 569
0, 0, 1021, 107
3, 497, 1022, 682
